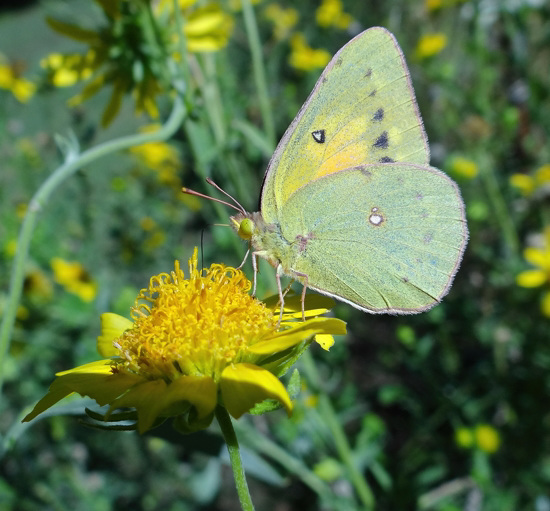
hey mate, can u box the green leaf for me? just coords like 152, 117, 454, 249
46, 17, 99, 43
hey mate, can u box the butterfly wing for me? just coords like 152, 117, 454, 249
261, 27, 429, 225
279, 164, 467, 312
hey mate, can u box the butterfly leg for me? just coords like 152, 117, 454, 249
251, 251, 260, 297
236, 247, 250, 270
292, 271, 308, 321
275, 264, 286, 326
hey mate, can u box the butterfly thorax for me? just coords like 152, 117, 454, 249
231, 212, 299, 272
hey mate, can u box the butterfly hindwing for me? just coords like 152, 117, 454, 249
278, 164, 467, 312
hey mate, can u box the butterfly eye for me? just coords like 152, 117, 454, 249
238, 218, 254, 240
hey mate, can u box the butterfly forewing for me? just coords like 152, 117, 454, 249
261, 27, 429, 225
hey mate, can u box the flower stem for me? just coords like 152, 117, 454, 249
215, 406, 255, 511
0, 95, 187, 394
301, 351, 376, 509
241, 0, 275, 150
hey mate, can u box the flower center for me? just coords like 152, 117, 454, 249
113, 258, 278, 381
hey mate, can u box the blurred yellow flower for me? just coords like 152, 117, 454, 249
263, 4, 299, 41
516, 227, 550, 316
510, 164, 550, 197
228, 0, 262, 11
450, 156, 479, 179
24, 268, 54, 302
474, 424, 501, 454
0, 54, 35, 103
289, 33, 331, 72
315, 0, 353, 30
426, 0, 467, 10
129, 124, 182, 186
454, 426, 474, 449
51, 257, 98, 302
156, 0, 233, 53
415, 33, 447, 59
25, 249, 345, 433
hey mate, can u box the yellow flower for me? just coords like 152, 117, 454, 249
156, 0, 233, 53
129, 124, 182, 185
51, 258, 98, 302
264, 4, 299, 41
454, 426, 474, 449
474, 424, 501, 454
228, 0, 262, 11
0, 54, 35, 103
415, 33, 447, 59
516, 228, 550, 316
315, 0, 353, 30
426, 0, 468, 10
450, 156, 479, 179
510, 164, 550, 197
43, 0, 232, 126
25, 249, 346, 433
289, 33, 331, 72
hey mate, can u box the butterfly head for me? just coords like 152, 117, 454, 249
230, 213, 256, 241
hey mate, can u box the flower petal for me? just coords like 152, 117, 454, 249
23, 360, 142, 422
524, 247, 549, 270
109, 375, 217, 433
97, 313, 133, 357
516, 269, 547, 288
249, 318, 346, 354
314, 334, 335, 351
220, 363, 292, 419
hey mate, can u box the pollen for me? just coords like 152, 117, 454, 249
114, 249, 278, 382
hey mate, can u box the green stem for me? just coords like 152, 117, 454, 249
477, 152, 519, 257
215, 406, 255, 511
0, 96, 187, 393
301, 351, 376, 510
241, 0, 275, 150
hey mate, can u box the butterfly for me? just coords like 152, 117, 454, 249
186, 27, 468, 321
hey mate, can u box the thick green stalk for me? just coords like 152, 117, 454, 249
215, 406, 255, 511
301, 351, 376, 509
0, 96, 187, 393
241, 0, 275, 150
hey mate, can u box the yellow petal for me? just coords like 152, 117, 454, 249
524, 247, 549, 270
220, 363, 292, 419
110, 379, 168, 433
516, 269, 547, 288
109, 376, 217, 433
249, 318, 346, 354
509, 174, 534, 195
315, 334, 334, 351
23, 360, 142, 422
97, 313, 133, 357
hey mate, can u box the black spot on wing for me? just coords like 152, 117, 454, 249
373, 131, 389, 149
311, 129, 326, 143
372, 108, 384, 121
379, 156, 394, 163
364, 68, 372, 78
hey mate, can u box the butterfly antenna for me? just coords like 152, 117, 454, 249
205, 178, 247, 214
181, 186, 243, 213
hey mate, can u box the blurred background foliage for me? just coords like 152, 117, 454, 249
1, 0, 550, 509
